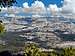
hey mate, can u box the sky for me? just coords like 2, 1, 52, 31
1, 0, 75, 18
16, 0, 64, 7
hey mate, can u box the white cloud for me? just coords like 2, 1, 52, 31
49, 4, 59, 13
64, 0, 72, 4
8, 6, 24, 14
31, 1, 46, 14
47, 0, 75, 16
32, 1, 45, 8
62, 0, 72, 13
47, 4, 62, 16
23, 2, 31, 13
23, 2, 29, 8
62, 0, 75, 15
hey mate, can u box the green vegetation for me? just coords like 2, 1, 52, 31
0, 43, 75, 56
0, 22, 5, 34
24, 43, 75, 56
24, 43, 41, 56
61, 47, 75, 56
24, 43, 55, 56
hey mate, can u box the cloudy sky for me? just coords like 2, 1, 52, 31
15, 0, 63, 7
0, 0, 75, 17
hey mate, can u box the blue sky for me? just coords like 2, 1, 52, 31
15, 0, 64, 7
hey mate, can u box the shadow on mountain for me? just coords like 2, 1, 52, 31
0, 50, 24, 56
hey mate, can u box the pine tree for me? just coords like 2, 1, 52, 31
0, 0, 16, 7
